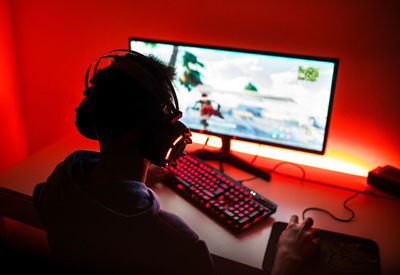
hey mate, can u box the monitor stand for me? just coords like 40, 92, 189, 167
190, 136, 271, 182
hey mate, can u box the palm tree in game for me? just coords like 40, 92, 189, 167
179, 51, 204, 91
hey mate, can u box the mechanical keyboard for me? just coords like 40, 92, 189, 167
166, 154, 277, 234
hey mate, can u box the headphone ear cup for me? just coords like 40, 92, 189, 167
75, 98, 98, 140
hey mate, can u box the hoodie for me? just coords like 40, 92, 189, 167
33, 150, 216, 274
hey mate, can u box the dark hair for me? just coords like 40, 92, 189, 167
88, 55, 176, 139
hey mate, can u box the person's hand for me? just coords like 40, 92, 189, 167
271, 215, 320, 275
145, 164, 175, 187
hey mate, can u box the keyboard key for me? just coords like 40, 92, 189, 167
218, 205, 226, 211
213, 188, 224, 196
202, 195, 210, 201
224, 210, 235, 218
248, 211, 260, 219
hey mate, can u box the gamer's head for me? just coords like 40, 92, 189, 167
74, 50, 191, 167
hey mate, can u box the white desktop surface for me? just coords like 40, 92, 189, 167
0, 133, 399, 274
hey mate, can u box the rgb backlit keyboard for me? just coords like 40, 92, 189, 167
166, 154, 277, 233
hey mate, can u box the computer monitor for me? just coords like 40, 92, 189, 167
130, 37, 338, 153
130, 37, 338, 179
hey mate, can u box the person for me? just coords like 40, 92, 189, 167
192, 93, 224, 130
33, 50, 319, 274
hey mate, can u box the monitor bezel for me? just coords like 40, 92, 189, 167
129, 36, 339, 155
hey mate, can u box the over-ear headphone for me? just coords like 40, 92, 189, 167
75, 49, 192, 168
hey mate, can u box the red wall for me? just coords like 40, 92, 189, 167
0, 0, 27, 172
7, 0, 400, 170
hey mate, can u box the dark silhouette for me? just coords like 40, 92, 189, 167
33, 50, 319, 274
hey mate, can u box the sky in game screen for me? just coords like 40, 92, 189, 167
130, 39, 336, 152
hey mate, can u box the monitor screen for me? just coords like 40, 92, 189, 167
130, 38, 338, 154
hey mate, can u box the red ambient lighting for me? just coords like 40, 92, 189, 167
173, 136, 183, 146
165, 148, 172, 160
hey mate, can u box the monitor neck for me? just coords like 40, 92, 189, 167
220, 136, 231, 153
192, 135, 271, 182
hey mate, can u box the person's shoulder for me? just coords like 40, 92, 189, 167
64, 150, 99, 162
156, 209, 200, 241
152, 210, 217, 275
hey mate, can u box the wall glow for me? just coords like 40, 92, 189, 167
191, 132, 222, 148
191, 133, 370, 177
231, 140, 370, 177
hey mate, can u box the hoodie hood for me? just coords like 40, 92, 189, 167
33, 150, 160, 228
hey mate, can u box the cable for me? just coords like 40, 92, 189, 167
268, 161, 368, 194
199, 135, 226, 172
269, 161, 368, 223
249, 144, 262, 165
269, 161, 362, 222
271, 161, 306, 181
253, 159, 391, 222
236, 147, 262, 182
202, 136, 210, 150
219, 159, 224, 173
302, 191, 361, 222
238, 176, 258, 183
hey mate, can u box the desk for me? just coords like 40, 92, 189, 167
0, 133, 399, 274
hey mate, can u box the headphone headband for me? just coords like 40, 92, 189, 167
85, 49, 181, 123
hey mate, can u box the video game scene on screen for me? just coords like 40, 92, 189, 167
130, 40, 336, 153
